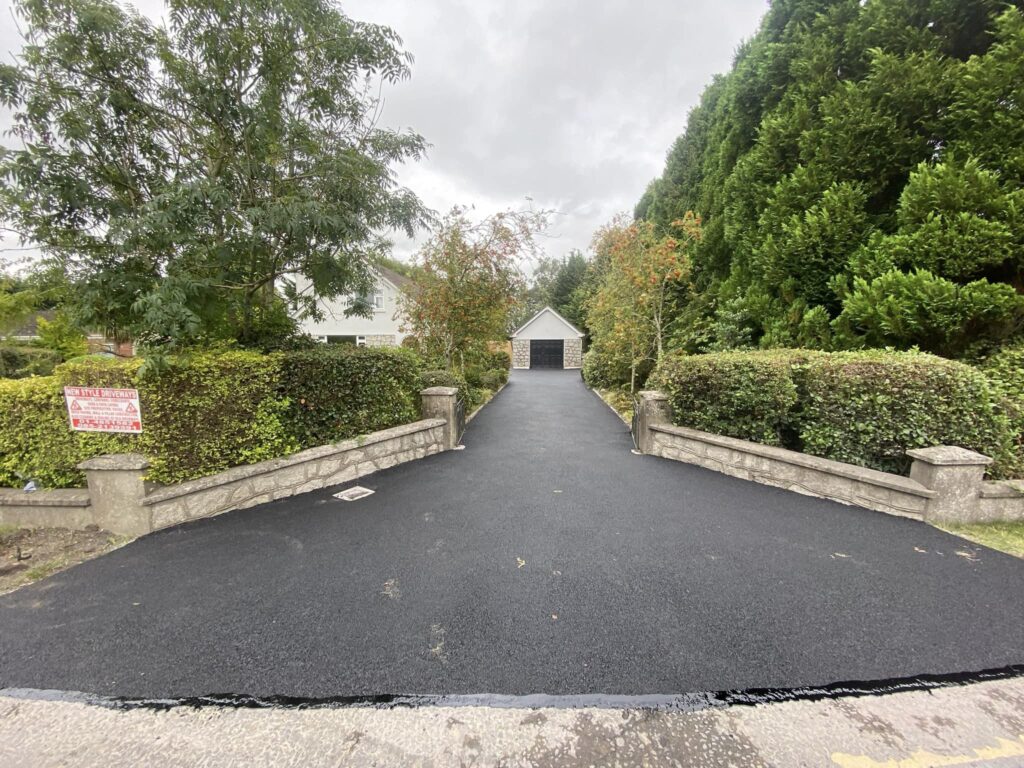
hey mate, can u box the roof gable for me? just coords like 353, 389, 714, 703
511, 306, 584, 339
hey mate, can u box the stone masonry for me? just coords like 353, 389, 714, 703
512, 338, 530, 369
563, 338, 583, 369
363, 334, 396, 347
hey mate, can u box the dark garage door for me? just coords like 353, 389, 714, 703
530, 339, 564, 369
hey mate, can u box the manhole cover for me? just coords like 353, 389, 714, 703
333, 486, 375, 502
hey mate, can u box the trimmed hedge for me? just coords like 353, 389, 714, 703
978, 343, 1024, 478
0, 345, 62, 379
652, 348, 1017, 477
651, 350, 817, 446
279, 346, 423, 448
0, 375, 133, 488
1, 346, 426, 489
799, 351, 1013, 476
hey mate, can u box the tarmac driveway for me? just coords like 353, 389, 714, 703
0, 370, 1021, 699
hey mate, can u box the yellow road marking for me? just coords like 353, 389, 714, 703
832, 735, 1024, 767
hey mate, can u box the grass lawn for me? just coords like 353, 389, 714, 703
939, 521, 1024, 559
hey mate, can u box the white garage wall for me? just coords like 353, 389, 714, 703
514, 308, 582, 340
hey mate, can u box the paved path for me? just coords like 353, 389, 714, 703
0, 370, 1021, 699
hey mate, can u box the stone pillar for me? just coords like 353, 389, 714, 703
421, 386, 461, 451
511, 338, 530, 369
635, 390, 673, 455
907, 446, 991, 524
77, 453, 153, 536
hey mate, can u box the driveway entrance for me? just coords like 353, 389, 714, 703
0, 370, 1021, 698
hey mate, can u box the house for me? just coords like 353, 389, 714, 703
298, 265, 412, 347
510, 306, 584, 369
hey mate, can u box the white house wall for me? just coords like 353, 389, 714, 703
297, 277, 407, 345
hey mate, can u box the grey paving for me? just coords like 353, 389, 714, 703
3, 677, 1024, 767
0, 370, 1021, 698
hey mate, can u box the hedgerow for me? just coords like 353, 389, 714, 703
1, 346, 427, 489
651, 348, 1018, 477
278, 346, 423, 448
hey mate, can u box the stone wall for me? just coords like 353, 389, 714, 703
363, 334, 396, 347
0, 489, 94, 530
144, 419, 445, 531
978, 481, 1024, 522
635, 390, 1022, 524
512, 338, 530, 369
0, 388, 461, 535
648, 424, 933, 520
563, 338, 583, 369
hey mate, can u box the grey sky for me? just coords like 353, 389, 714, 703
1, 0, 768, 267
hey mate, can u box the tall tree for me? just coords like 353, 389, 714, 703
400, 207, 548, 369
587, 215, 699, 392
0, 0, 428, 350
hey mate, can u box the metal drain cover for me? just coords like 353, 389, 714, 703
333, 486, 375, 502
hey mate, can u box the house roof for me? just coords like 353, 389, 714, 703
511, 306, 585, 338
8, 309, 56, 338
376, 265, 412, 291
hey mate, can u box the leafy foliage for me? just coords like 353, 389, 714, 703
0, 0, 428, 350
800, 350, 1014, 476
637, 2, 1024, 357
651, 348, 1018, 477
400, 207, 548, 369
586, 215, 700, 392
1, 346, 428, 488
0, 345, 62, 378
651, 350, 814, 445
279, 345, 422, 448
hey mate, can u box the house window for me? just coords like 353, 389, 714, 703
345, 288, 384, 311
356, 336, 367, 347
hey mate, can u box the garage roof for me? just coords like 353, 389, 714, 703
511, 306, 584, 339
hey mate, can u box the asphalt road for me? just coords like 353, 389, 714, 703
0, 370, 1021, 699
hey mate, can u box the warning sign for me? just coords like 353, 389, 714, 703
64, 386, 143, 434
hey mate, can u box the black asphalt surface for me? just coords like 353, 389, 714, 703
1, 370, 1022, 698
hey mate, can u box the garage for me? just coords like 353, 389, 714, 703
510, 307, 584, 370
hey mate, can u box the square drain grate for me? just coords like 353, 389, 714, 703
333, 486, 375, 502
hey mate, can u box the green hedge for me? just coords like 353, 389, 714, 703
651, 350, 817, 446
478, 369, 507, 390
279, 346, 423, 448
977, 343, 1024, 478
0, 345, 62, 379
420, 369, 469, 403
799, 351, 1013, 476
652, 349, 1017, 477
1, 346, 426, 489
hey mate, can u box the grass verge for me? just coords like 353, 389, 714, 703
938, 521, 1024, 558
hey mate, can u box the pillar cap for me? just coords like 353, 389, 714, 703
78, 453, 150, 471
420, 386, 459, 396
906, 446, 992, 467
638, 390, 669, 401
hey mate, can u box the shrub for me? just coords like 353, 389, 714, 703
978, 343, 1024, 477
280, 345, 423, 448
651, 348, 1016, 476
0, 345, 62, 378
478, 369, 507, 391
0, 376, 133, 488
651, 350, 815, 445
799, 350, 1015, 476
477, 348, 510, 371
56, 352, 295, 484
420, 369, 469, 404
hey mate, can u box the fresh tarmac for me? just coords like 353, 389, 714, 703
0, 370, 1021, 699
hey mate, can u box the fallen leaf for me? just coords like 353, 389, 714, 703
516, 558, 526, 569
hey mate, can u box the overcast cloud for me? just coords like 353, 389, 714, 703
1, 0, 768, 267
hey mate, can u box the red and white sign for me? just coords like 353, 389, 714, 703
64, 386, 143, 434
